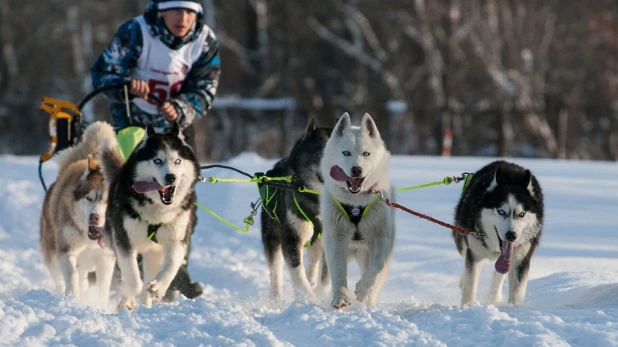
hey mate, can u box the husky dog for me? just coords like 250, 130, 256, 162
261, 117, 332, 302
453, 160, 544, 306
319, 113, 396, 309
101, 123, 200, 310
40, 122, 117, 307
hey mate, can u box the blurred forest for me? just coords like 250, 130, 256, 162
1, 0, 617, 162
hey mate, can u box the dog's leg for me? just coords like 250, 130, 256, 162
508, 256, 530, 305
366, 258, 391, 307
141, 250, 164, 307
58, 252, 80, 301
265, 242, 284, 303
117, 249, 142, 311
282, 235, 315, 301
487, 271, 507, 304
94, 251, 116, 310
147, 242, 186, 302
311, 238, 331, 297
306, 242, 321, 285
324, 224, 351, 309
460, 249, 483, 305
354, 232, 392, 305
47, 258, 66, 294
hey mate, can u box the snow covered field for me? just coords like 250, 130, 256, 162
1, 153, 617, 346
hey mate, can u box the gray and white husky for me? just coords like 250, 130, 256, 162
319, 113, 396, 309
453, 160, 544, 306
40, 122, 117, 308
261, 117, 332, 303
101, 123, 200, 310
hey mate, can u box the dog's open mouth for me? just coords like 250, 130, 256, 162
88, 226, 106, 248
330, 165, 365, 194
132, 178, 175, 205
158, 185, 176, 205
494, 227, 513, 274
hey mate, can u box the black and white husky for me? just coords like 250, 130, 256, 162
261, 117, 332, 302
453, 160, 544, 305
101, 123, 200, 310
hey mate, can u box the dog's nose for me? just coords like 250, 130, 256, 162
351, 166, 363, 177
165, 173, 176, 185
89, 213, 99, 225
505, 231, 517, 242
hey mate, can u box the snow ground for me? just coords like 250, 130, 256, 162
1, 154, 617, 346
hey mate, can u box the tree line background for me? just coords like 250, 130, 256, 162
1, 0, 617, 162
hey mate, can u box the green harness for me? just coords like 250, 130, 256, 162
136, 211, 165, 244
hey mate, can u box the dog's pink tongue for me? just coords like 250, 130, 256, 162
132, 181, 162, 193
330, 165, 352, 182
97, 237, 106, 249
495, 241, 513, 274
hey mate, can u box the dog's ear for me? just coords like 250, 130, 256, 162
488, 168, 500, 192
86, 154, 98, 172
334, 112, 351, 136
361, 113, 379, 138
522, 170, 532, 187
304, 117, 316, 138
171, 121, 181, 137
146, 123, 156, 137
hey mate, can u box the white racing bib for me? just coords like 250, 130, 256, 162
130, 15, 210, 114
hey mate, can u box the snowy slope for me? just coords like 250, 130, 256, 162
1, 154, 617, 346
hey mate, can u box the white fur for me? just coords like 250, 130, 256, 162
460, 193, 539, 305
320, 113, 396, 308
109, 132, 195, 310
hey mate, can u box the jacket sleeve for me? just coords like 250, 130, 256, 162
170, 29, 221, 129
91, 19, 143, 102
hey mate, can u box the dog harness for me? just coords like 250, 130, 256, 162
332, 194, 380, 226
136, 211, 164, 244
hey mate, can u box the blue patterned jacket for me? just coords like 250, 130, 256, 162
91, 1, 220, 131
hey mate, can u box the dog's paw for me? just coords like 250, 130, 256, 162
354, 279, 373, 303
118, 296, 137, 311
147, 280, 163, 300
331, 294, 351, 309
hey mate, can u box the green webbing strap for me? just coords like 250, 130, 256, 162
331, 194, 380, 221
259, 184, 281, 224
396, 176, 455, 193
136, 210, 165, 243
205, 175, 293, 184
293, 192, 314, 228
298, 187, 320, 195
194, 202, 252, 233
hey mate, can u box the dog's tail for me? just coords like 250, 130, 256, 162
98, 128, 126, 186
55, 121, 116, 172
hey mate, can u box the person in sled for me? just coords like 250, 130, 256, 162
91, 0, 221, 301
91, 0, 220, 153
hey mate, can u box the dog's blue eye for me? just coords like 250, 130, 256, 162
518, 211, 526, 218
342, 151, 351, 156
86, 196, 93, 202
316, 152, 323, 159
175, 159, 182, 165
497, 209, 506, 215
363, 152, 370, 157
154, 159, 162, 165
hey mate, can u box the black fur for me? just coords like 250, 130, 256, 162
105, 125, 201, 299
261, 119, 333, 294
453, 160, 544, 304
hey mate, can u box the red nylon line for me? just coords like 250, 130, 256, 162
385, 199, 470, 236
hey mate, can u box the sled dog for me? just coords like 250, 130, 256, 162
453, 160, 544, 305
101, 122, 199, 310
40, 121, 117, 308
261, 117, 332, 302
320, 113, 396, 308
